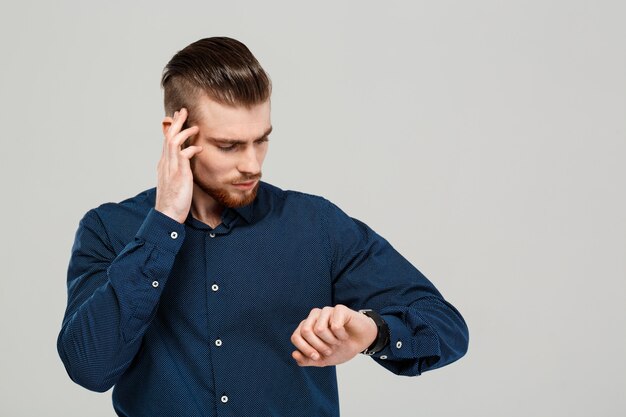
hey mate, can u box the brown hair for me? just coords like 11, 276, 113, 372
161, 37, 272, 122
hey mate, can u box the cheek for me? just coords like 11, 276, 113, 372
195, 150, 232, 174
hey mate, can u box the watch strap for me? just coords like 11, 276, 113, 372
358, 309, 390, 355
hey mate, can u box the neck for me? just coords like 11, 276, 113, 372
190, 183, 224, 227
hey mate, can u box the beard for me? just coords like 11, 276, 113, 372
193, 174, 261, 208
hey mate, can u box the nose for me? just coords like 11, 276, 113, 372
237, 145, 262, 176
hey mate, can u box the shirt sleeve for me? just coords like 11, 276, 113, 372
324, 199, 469, 376
56, 207, 185, 392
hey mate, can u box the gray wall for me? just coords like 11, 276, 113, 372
1, 1, 624, 416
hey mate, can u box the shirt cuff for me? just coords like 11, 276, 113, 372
135, 208, 186, 254
369, 314, 416, 360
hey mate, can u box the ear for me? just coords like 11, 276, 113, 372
162, 116, 174, 137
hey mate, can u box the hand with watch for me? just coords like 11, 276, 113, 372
290, 304, 390, 367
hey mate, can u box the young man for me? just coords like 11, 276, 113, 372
57, 36, 469, 416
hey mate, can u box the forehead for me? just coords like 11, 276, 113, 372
193, 95, 271, 140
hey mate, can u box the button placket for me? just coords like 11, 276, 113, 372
206, 228, 228, 408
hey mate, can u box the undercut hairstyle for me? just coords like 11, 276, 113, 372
161, 36, 272, 122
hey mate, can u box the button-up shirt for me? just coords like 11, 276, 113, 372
57, 181, 469, 417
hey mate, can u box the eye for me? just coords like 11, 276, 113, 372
218, 144, 237, 152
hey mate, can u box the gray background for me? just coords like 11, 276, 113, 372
1, 1, 624, 416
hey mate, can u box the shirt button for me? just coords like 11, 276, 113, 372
215, 339, 222, 347
170, 231, 178, 239
380, 355, 388, 360
211, 284, 219, 292
396, 340, 403, 349
209, 233, 216, 238
152, 281, 159, 288
221, 395, 228, 403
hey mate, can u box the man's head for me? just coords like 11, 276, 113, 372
161, 37, 272, 209
161, 36, 272, 121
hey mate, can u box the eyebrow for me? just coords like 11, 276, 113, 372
208, 126, 273, 145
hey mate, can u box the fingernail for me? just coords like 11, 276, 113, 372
311, 353, 319, 360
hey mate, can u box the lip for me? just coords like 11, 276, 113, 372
233, 180, 257, 190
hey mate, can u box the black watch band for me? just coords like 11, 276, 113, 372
358, 309, 390, 355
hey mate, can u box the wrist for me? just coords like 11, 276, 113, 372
358, 309, 390, 355
364, 316, 378, 347
155, 206, 186, 224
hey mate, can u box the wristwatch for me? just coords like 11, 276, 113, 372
358, 309, 390, 355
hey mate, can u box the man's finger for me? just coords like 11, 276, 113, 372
172, 125, 200, 148
180, 145, 203, 160
292, 349, 322, 367
168, 108, 187, 139
313, 307, 340, 349
300, 311, 333, 357
290, 321, 321, 360
329, 308, 350, 341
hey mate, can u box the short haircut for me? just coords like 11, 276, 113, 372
161, 37, 272, 122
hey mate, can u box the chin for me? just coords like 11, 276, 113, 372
194, 177, 260, 208
228, 183, 260, 207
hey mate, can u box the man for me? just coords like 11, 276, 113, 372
57, 36, 469, 416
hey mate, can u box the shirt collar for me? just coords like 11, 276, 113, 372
228, 197, 255, 224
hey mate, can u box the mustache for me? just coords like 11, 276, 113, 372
233, 175, 261, 184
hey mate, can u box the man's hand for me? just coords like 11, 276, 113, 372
155, 108, 203, 223
290, 304, 378, 367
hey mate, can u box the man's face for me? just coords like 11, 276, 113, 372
187, 94, 271, 208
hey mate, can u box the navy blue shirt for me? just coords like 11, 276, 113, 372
57, 181, 468, 416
